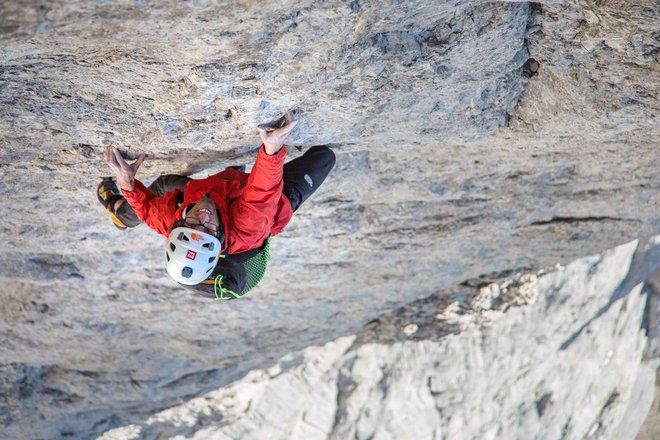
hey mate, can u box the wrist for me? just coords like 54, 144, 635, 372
118, 178, 135, 192
263, 144, 283, 155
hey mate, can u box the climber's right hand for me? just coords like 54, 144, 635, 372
258, 111, 298, 155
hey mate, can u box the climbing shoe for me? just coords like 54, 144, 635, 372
97, 177, 127, 230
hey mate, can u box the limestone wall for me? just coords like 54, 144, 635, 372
0, 0, 658, 438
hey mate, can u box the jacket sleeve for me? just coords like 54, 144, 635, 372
229, 145, 286, 250
122, 179, 181, 236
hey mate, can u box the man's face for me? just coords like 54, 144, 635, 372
184, 195, 221, 236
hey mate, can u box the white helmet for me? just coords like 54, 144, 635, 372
165, 227, 222, 285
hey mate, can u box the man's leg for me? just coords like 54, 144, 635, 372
112, 174, 191, 228
282, 146, 336, 211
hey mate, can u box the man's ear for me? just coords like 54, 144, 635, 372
169, 219, 185, 235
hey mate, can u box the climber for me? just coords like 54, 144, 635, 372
97, 112, 336, 299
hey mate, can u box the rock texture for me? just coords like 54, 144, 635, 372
99, 237, 660, 440
0, 0, 658, 439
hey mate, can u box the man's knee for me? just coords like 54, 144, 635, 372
307, 145, 336, 170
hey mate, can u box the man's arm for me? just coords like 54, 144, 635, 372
229, 112, 298, 250
104, 145, 179, 236
229, 146, 287, 249
259, 111, 298, 156
122, 181, 181, 236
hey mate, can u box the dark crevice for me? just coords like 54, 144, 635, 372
329, 355, 358, 438
523, 57, 540, 77
459, 266, 536, 289
526, 216, 635, 226
535, 392, 553, 417
583, 389, 620, 437
506, 2, 543, 125
560, 416, 572, 439
641, 271, 660, 349
160, 368, 221, 389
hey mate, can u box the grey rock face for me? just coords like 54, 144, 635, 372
99, 237, 660, 440
0, 0, 658, 438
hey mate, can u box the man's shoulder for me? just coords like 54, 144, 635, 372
215, 168, 250, 182
191, 168, 249, 185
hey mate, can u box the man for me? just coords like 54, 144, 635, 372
98, 112, 335, 299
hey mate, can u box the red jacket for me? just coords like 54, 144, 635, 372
123, 146, 294, 254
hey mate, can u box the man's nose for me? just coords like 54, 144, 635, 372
198, 210, 211, 224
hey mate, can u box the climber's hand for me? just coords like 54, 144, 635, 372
104, 145, 145, 192
258, 111, 298, 155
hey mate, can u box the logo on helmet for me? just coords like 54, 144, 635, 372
186, 250, 197, 260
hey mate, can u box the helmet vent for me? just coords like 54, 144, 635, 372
208, 256, 216, 263
202, 242, 214, 250
178, 232, 190, 242
181, 267, 193, 278
166, 253, 170, 262
169, 243, 176, 251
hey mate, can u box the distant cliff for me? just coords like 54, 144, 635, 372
100, 237, 660, 439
